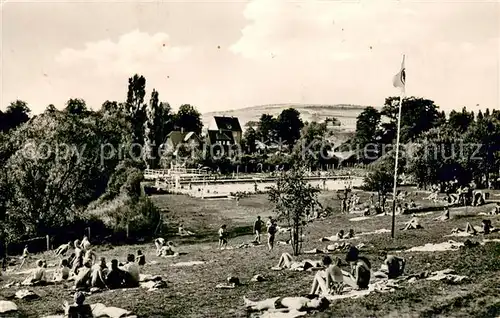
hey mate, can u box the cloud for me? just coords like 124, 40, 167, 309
230, 0, 422, 61
55, 30, 191, 76
229, 0, 499, 110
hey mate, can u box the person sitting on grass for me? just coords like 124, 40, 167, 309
159, 241, 178, 257
55, 241, 72, 257
178, 224, 195, 236
336, 230, 344, 240
482, 219, 494, 234
345, 246, 371, 290
83, 248, 97, 266
23, 259, 47, 286
409, 199, 417, 208
106, 259, 126, 289
62, 291, 93, 318
346, 229, 355, 239
490, 203, 500, 215
310, 256, 345, 296
272, 253, 323, 271
378, 251, 406, 279
74, 262, 92, 290
155, 237, 166, 255
121, 254, 140, 288
136, 250, 146, 266
243, 295, 330, 313
401, 216, 423, 230
218, 225, 228, 250
91, 257, 108, 289
56, 259, 71, 281
435, 207, 450, 221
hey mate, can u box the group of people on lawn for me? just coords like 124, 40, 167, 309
217, 216, 279, 251
22, 236, 145, 291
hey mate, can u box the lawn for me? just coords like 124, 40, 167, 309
1, 188, 500, 318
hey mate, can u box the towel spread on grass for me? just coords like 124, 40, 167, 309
171, 261, 205, 267
0, 300, 18, 314
406, 240, 464, 252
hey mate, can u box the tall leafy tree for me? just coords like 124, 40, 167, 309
293, 121, 331, 170
242, 126, 257, 154
125, 75, 147, 154
174, 104, 202, 134
448, 107, 474, 133
0, 100, 31, 132
268, 168, 320, 255
277, 108, 303, 146
144, 90, 174, 168
64, 98, 88, 116
256, 114, 278, 142
381, 96, 441, 143
355, 106, 381, 147
101, 100, 120, 114
3, 110, 132, 239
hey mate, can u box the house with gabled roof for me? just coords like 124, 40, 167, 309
207, 116, 242, 145
164, 130, 201, 155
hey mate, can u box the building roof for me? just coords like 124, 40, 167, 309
165, 131, 199, 148
211, 116, 242, 132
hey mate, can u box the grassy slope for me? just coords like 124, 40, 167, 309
1, 190, 500, 318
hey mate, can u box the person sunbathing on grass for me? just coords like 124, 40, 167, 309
159, 241, 179, 257
55, 241, 72, 257
379, 252, 406, 279
106, 259, 127, 289
490, 203, 500, 215
90, 257, 109, 289
136, 250, 146, 266
243, 295, 330, 313
401, 216, 423, 230
23, 259, 47, 286
62, 291, 93, 318
272, 253, 323, 271
74, 262, 92, 290
451, 222, 478, 235
55, 259, 71, 281
155, 237, 166, 255
121, 254, 140, 288
178, 224, 195, 236
83, 248, 97, 266
326, 241, 353, 252
345, 247, 371, 290
310, 256, 346, 296
434, 207, 450, 221
320, 230, 347, 242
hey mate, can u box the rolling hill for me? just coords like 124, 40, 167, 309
202, 103, 370, 132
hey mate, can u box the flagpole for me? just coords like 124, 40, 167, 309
391, 54, 405, 239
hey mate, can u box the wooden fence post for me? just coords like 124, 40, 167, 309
46, 235, 50, 251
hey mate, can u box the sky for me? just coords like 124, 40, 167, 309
1, 0, 499, 115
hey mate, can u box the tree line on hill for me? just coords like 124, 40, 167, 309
357, 98, 500, 198
2, 71, 499, 249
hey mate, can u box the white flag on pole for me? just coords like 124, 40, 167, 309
392, 55, 406, 90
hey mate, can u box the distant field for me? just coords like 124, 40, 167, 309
2, 188, 500, 317
202, 103, 373, 132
